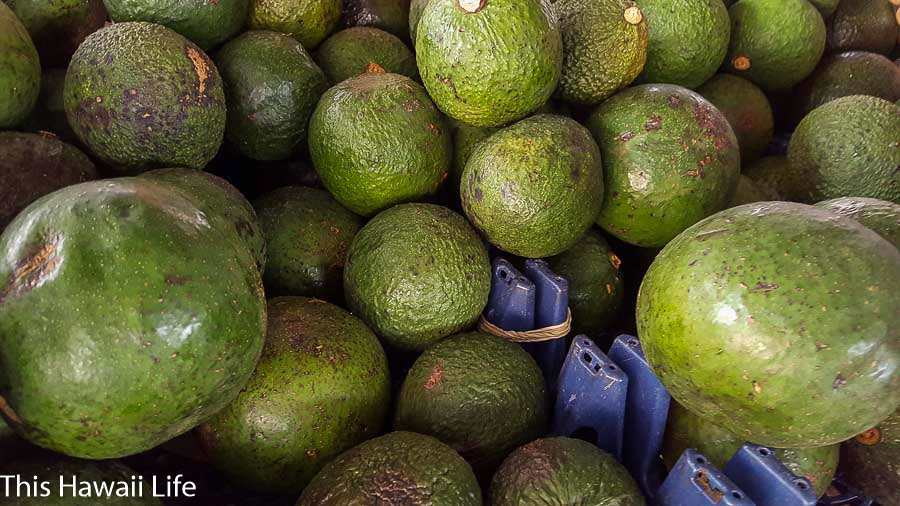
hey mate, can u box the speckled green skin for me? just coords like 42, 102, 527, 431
662, 402, 839, 498
64, 22, 226, 174
743, 155, 796, 200
416, 0, 562, 127
253, 186, 361, 301
0, 3, 40, 129
249, 0, 342, 49
5, 0, 106, 67
788, 95, 900, 204
490, 437, 645, 506
547, 230, 624, 337
725, 0, 826, 92
103, 0, 248, 50
586, 84, 740, 247
553, 0, 648, 105
139, 168, 267, 273
341, 0, 409, 40
827, 0, 897, 55
197, 297, 389, 494
308, 72, 451, 216
729, 175, 779, 207
314, 27, 417, 84
698, 74, 773, 164
0, 178, 266, 458
815, 197, 900, 248
450, 122, 497, 199
408, 0, 428, 47
21, 68, 77, 142
0, 132, 98, 230
344, 204, 490, 351
298, 431, 482, 506
636, 202, 900, 447
840, 408, 900, 504
461, 114, 604, 258
215, 30, 328, 161
635, 0, 730, 89
394, 332, 547, 474
808, 0, 839, 18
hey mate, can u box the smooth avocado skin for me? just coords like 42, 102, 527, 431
827, 0, 897, 55
5, 0, 106, 67
0, 2, 40, 129
297, 431, 482, 506
586, 84, 740, 248
64, 22, 226, 174
788, 95, 900, 204
103, 0, 248, 51
636, 202, 900, 448
341, 0, 410, 41
461, 114, 605, 258
815, 197, 900, 248
215, 30, 328, 161
309, 71, 451, 217
394, 332, 548, 475
0, 178, 266, 459
698, 73, 773, 164
248, 0, 342, 49
415, 0, 563, 127
490, 437, 645, 506
314, 27, 417, 84
635, 0, 730, 89
840, 408, 900, 505
253, 186, 361, 301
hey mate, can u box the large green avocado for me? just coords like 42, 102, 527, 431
394, 332, 547, 475
636, 202, 900, 447
215, 30, 328, 161
341, 0, 410, 41
298, 431, 482, 505
0, 132, 98, 229
491, 437, 645, 505
21, 68, 77, 143
461, 114, 604, 258
103, 0, 248, 50
5, 0, 106, 67
0, 2, 40, 129
0, 178, 266, 458
698, 73, 773, 164
197, 297, 390, 494
827, 0, 897, 55
415, 0, 562, 127
248, 0, 341, 49
314, 27, 417, 84
308, 71, 451, 217
64, 22, 226, 174
815, 197, 900, 248
840, 408, 900, 504
585, 84, 740, 247
788, 95, 900, 203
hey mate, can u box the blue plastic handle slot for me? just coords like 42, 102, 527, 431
656, 449, 756, 506
723, 444, 816, 506
484, 258, 534, 332
521, 259, 569, 391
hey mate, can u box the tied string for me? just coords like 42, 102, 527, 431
476, 308, 572, 343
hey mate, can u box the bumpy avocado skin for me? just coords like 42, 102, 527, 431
64, 22, 226, 174
315, 26, 417, 84
0, 2, 40, 129
637, 202, 900, 448
743, 155, 800, 201
827, 0, 897, 55
840, 408, 900, 505
408, 0, 429, 47
815, 196, 900, 248
6, 0, 107, 67
586, 84, 740, 247
341, 0, 409, 40
248, 0, 342, 49
728, 174, 779, 207
103, 0, 248, 50
698, 73, 773, 164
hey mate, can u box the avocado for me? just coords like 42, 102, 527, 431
253, 186, 361, 301
698, 73, 774, 164
0, 178, 266, 458
20, 68, 77, 142
553, 0, 648, 105
248, 0, 341, 49
415, 0, 562, 127
814, 196, 900, 247
197, 296, 390, 494
103, 0, 247, 51
0, 131, 98, 230
742, 155, 801, 201
725, 0, 826, 92
585, 84, 740, 247
840, 408, 900, 505
64, 22, 226, 174
298, 431, 482, 505
636, 201, 900, 447
5, 0, 106, 67
490, 437, 645, 505
0, 2, 40, 129
215, 30, 328, 161
450, 121, 497, 199
314, 27, 417, 84
808, 0, 839, 18
729, 174, 780, 207
662, 402, 839, 498
308, 71, 451, 217
635, 0, 730, 89
827, 0, 897, 55
461, 114, 605, 258
394, 332, 548, 474
408, 0, 429, 47
788, 95, 900, 203
341, 0, 409, 41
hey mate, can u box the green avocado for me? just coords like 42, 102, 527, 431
815, 196, 900, 248
64, 22, 226, 174
0, 178, 266, 458
698, 73, 773, 164
827, 0, 897, 55
215, 30, 328, 161
102, 0, 248, 51
308, 71, 451, 216
341, 0, 410, 40
415, 0, 562, 127
4, 0, 106, 67
743, 155, 798, 201
20, 68, 77, 142
197, 296, 390, 494
636, 201, 900, 447
450, 121, 497, 199
840, 408, 900, 505
408, 0, 429, 47
635, 0, 730, 89
728, 175, 779, 207
248, 0, 342, 49
314, 27, 417, 84
0, 2, 40, 129
808, 0, 839, 18
394, 332, 548, 475
298, 431, 482, 505
586, 84, 740, 247
461, 114, 605, 258
788, 95, 900, 203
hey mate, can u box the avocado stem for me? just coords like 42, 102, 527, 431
855, 427, 882, 446
458, 0, 485, 13
732, 55, 751, 71
365, 63, 386, 74
624, 6, 643, 25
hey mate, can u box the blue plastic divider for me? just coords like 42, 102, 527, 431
724, 444, 816, 505
520, 259, 569, 391
656, 449, 756, 505
483, 258, 534, 332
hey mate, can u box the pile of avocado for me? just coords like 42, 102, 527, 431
0, 0, 898, 504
